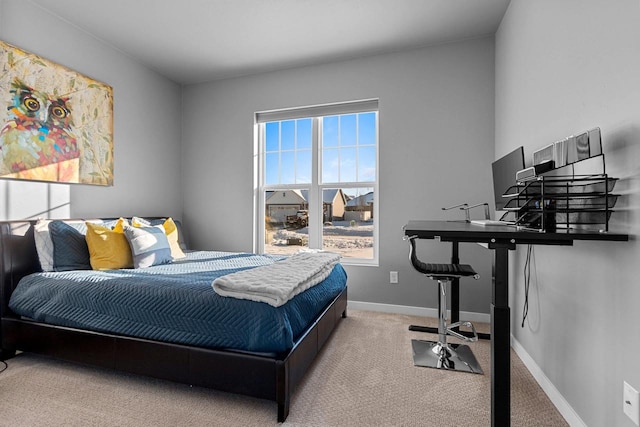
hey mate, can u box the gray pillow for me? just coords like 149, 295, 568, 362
49, 220, 91, 271
123, 225, 172, 268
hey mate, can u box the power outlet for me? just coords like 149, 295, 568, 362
624, 381, 640, 426
389, 271, 398, 284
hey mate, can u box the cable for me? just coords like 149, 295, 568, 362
521, 244, 532, 328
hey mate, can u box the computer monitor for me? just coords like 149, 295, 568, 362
492, 146, 525, 212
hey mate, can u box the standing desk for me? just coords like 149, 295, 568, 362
403, 220, 628, 427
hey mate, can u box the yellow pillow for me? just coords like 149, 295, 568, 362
85, 219, 133, 270
113, 217, 128, 233
132, 217, 185, 259
162, 218, 186, 259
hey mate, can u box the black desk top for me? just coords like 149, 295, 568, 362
404, 220, 629, 246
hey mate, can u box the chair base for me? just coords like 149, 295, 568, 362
408, 324, 491, 340
411, 339, 483, 374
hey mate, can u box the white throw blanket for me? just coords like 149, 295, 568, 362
212, 251, 341, 307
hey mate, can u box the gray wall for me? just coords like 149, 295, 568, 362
0, 0, 183, 220
496, 1, 640, 425
181, 37, 497, 314
4, 0, 636, 423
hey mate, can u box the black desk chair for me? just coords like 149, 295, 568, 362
405, 235, 483, 374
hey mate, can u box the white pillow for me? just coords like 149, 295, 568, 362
34, 219, 54, 272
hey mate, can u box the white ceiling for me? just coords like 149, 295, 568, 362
28, 0, 511, 85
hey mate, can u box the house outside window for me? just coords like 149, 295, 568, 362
254, 99, 378, 265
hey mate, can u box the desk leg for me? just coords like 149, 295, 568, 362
491, 245, 511, 427
451, 242, 460, 325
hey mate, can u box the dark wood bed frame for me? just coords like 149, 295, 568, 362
0, 219, 347, 422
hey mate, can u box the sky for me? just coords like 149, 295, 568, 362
265, 112, 376, 189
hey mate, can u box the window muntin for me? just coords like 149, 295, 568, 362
264, 118, 312, 185
321, 113, 376, 184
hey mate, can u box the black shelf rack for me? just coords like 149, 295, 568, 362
503, 170, 619, 232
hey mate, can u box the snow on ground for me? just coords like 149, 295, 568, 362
266, 221, 373, 257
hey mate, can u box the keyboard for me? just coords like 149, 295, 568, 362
470, 219, 515, 227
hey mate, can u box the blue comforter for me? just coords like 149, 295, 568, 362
8, 251, 347, 353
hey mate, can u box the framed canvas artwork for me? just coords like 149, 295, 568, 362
0, 40, 113, 186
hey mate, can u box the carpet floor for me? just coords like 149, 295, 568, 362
0, 309, 568, 426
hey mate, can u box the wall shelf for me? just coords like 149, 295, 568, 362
503, 145, 619, 237
503, 154, 619, 232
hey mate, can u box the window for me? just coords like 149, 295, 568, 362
255, 100, 378, 264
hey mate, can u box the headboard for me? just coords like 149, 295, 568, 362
0, 220, 40, 317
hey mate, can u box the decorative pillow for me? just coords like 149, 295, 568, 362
131, 216, 152, 227
132, 216, 186, 259
34, 219, 54, 271
49, 220, 91, 271
101, 218, 121, 229
162, 218, 186, 259
173, 219, 188, 250
85, 219, 133, 270
123, 224, 172, 268
112, 217, 128, 233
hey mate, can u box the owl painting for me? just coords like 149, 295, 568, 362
0, 78, 80, 179
0, 40, 114, 185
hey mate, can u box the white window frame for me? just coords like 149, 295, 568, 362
254, 99, 379, 266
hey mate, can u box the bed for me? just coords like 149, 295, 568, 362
0, 218, 348, 422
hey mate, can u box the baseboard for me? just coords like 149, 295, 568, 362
511, 337, 585, 427
346, 300, 490, 324
347, 300, 580, 426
